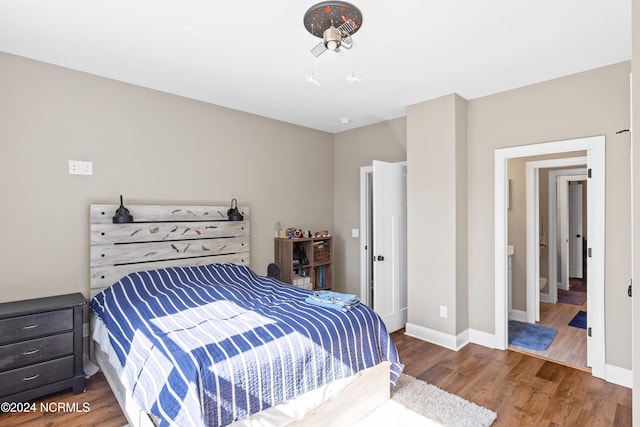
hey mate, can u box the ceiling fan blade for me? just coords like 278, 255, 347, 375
338, 19, 357, 36
311, 42, 327, 57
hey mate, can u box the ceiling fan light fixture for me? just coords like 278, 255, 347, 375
304, 2, 362, 57
323, 25, 342, 51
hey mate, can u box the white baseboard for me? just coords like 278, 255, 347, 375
605, 364, 633, 389
508, 309, 527, 322
468, 328, 501, 349
405, 324, 633, 389
404, 322, 469, 351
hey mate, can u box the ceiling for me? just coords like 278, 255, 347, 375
0, 1, 631, 133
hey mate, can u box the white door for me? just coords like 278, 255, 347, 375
372, 160, 407, 332
557, 176, 571, 291
569, 183, 584, 279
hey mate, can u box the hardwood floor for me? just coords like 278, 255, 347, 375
510, 299, 588, 370
392, 330, 631, 426
0, 329, 631, 426
0, 371, 128, 427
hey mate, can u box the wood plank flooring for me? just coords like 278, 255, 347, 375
510, 299, 588, 370
392, 330, 631, 426
0, 329, 631, 426
0, 371, 128, 427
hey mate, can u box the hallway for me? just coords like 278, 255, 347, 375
510, 279, 588, 370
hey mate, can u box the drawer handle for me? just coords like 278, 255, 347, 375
21, 374, 40, 381
21, 324, 39, 330
22, 349, 40, 355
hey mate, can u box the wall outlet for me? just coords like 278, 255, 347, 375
439, 305, 448, 318
69, 160, 93, 175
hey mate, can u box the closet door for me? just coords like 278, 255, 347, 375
372, 160, 407, 333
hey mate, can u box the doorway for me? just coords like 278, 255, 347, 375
495, 135, 605, 379
514, 159, 589, 369
360, 160, 408, 333
547, 168, 589, 302
524, 158, 587, 324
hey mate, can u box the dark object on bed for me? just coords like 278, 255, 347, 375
267, 262, 281, 280
227, 198, 244, 221
112, 195, 134, 223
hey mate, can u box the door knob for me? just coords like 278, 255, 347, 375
377, 255, 385, 261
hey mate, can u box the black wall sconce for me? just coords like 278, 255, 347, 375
112, 195, 134, 223
227, 198, 243, 221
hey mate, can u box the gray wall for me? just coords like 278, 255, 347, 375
0, 51, 634, 374
466, 61, 631, 369
406, 94, 468, 336
406, 61, 630, 369
333, 119, 407, 295
0, 52, 334, 302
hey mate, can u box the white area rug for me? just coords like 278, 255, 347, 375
357, 374, 497, 427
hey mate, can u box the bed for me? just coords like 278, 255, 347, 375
89, 203, 403, 427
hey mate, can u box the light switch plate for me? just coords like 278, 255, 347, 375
69, 160, 93, 175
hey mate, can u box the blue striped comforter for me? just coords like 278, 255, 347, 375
90, 263, 403, 426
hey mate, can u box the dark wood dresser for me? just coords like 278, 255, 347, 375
0, 293, 85, 403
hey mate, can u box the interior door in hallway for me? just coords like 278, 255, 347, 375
569, 182, 584, 279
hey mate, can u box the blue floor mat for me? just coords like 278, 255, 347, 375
508, 320, 557, 351
568, 311, 587, 329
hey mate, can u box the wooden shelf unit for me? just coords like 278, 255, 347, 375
274, 236, 332, 290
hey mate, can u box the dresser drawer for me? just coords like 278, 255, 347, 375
0, 309, 72, 344
0, 332, 73, 371
0, 355, 74, 397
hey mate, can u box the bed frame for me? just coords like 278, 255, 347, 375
90, 203, 251, 298
89, 202, 389, 426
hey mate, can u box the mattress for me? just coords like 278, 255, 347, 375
90, 263, 403, 427
93, 315, 390, 427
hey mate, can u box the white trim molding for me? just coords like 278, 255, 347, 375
406, 324, 632, 388
468, 329, 501, 349
508, 309, 527, 322
495, 135, 606, 379
405, 323, 470, 351
605, 364, 633, 389
525, 158, 587, 324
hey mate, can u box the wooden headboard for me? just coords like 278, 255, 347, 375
90, 203, 250, 297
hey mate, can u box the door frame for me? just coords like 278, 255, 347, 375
360, 165, 373, 306
556, 173, 589, 290
360, 161, 407, 308
524, 158, 586, 324
567, 179, 586, 280
495, 135, 605, 378
545, 168, 588, 303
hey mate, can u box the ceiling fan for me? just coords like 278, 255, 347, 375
303, 1, 363, 57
